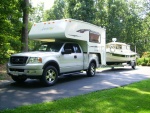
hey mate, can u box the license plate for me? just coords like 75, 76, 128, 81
12, 71, 19, 76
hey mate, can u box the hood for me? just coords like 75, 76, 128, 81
11, 51, 59, 57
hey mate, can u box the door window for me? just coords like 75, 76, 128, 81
64, 43, 81, 53
64, 43, 74, 53
73, 44, 81, 53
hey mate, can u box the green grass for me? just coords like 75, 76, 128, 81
1, 79, 150, 113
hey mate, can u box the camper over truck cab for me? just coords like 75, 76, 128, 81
7, 19, 106, 86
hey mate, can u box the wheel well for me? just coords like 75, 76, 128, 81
43, 61, 60, 74
90, 60, 97, 68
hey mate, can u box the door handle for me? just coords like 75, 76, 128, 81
74, 55, 77, 59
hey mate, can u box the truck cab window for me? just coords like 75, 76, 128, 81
64, 43, 74, 53
73, 44, 81, 53
37, 42, 63, 52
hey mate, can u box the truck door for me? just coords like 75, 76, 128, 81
72, 43, 84, 70
60, 43, 84, 73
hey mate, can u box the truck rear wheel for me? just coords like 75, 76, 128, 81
11, 76, 27, 83
86, 62, 96, 77
41, 66, 58, 86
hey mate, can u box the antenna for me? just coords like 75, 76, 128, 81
112, 38, 117, 42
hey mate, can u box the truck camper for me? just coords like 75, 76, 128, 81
7, 19, 106, 86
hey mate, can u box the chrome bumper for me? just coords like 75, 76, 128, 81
7, 63, 43, 76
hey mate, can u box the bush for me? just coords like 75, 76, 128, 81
142, 52, 150, 58
137, 52, 150, 66
147, 63, 150, 66
0, 43, 15, 64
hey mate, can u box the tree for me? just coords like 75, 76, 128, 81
44, 0, 65, 21
66, 0, 96, 23
20, 0, 29, 52
94, 0, 107, 27
0, 0, 22, 63
29, 3, 44, 22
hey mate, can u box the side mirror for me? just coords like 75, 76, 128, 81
61, 49, 72, 54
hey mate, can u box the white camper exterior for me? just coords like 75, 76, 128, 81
29, 19, 106, 65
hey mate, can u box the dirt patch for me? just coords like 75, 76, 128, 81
0, 64, 11, 80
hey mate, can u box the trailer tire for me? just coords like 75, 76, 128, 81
132, 62, 136, 69
86, 62, 96, 77
41, 66, 58, 86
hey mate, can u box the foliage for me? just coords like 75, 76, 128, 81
137, 52, 150, 66
1, 79, 150, 113
65, 0, 96, 23
29, 3, 44, 22
44, 0, 65, 21
0, 0, 22, 63
0, 0, 150, 64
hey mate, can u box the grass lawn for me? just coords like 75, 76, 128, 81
1, 79, 150, 113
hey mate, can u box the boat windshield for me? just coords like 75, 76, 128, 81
126, 45, 130, 50
35, 42, 63, 52
116, 45, 122, 49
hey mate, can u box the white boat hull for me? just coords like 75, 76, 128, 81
106, 52, 136, 64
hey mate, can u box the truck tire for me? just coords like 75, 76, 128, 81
11, 76, 27, 83
86, 62, 96, 77
41, 66, 58, 86
132, 62, 136, 69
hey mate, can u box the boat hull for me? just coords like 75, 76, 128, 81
106, 52, 136, 65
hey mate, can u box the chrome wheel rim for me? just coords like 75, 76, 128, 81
91, 64, 95, 75
46, 69, 56, 83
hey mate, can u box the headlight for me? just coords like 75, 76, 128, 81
28, 57, 42, 64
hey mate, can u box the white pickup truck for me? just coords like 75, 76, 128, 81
7, 19, 106, 86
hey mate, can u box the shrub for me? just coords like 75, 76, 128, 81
142, 52, 150, 58
137, 52, 150, 66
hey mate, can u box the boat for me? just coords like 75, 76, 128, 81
106, 39, 137, 65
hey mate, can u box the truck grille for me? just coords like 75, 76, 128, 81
10, 56, 28, 65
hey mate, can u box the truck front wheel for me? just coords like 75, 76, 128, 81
41, 66, 58, 86
86, 62, 96, 77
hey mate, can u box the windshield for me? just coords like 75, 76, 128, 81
36, 42, 63, 52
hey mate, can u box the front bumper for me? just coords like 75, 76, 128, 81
7, 63, 43, 77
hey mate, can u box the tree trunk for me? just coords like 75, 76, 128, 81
21, 0, 29, 52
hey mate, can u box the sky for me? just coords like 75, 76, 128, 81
30, 0, 55, 10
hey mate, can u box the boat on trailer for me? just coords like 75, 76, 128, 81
106, 38, 137, 69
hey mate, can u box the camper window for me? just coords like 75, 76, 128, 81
89, 31, 100, 43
